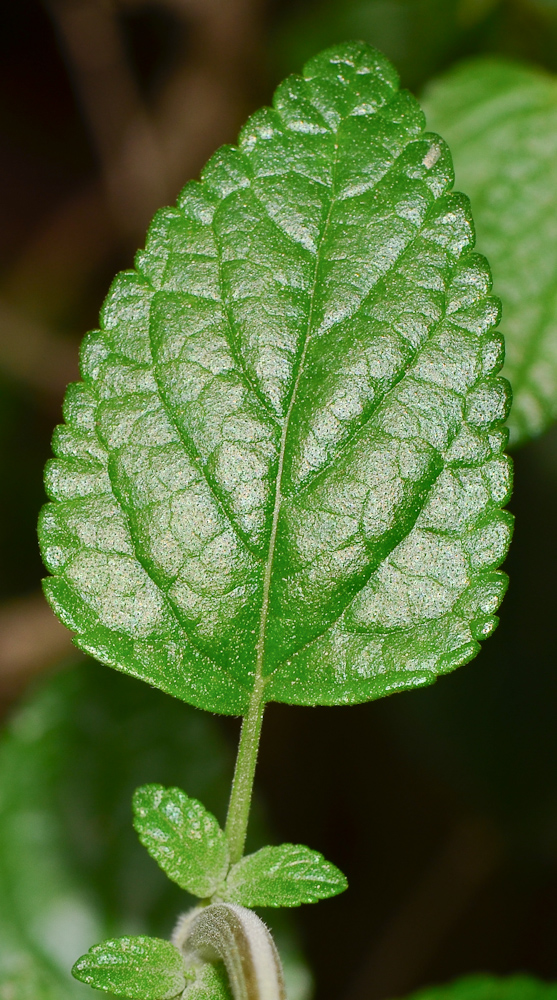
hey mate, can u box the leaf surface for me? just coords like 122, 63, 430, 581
133, 784, 229, 896
72, 936, 188, 999
423, 57, 557, 447
40, 42, 512, 715
223, 844, 347, 907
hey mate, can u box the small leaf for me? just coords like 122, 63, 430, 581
72, 936, 188, 1000
223, 844, 347, 907
423, 57, 557, 447
133, 784, 229, 897
40, 41, 512, 715
185, 963, 233, 1000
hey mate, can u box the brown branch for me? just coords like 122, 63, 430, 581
46, 0, 169, 239
0, 182, 109, 406
0, 299, 78, 402
1, 0, 264, 406
0, 592, 74, 711
3, 181, 114, 325
153, 0, 265, 191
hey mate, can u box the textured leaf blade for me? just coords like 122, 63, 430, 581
72, 937, 188, 1000
40, 41, 512, 715
133, 784, 229, 897
223, 844, 347, 907
423, 57, 557, 447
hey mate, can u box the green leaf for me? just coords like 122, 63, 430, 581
222, 844, 347, 907
40, 41, 512, 716
408, 974, 557, 1000
0, 964, 72, 1000
132, 784, 229, 897
184, 963, 232, 1000
72, 936, 188, 999
423, 57, 557, 447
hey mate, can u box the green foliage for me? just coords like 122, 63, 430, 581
0, 663, 310, 1000
409, 974, 557, 1000
423, 57, 557, 447
40, 41, 512, 718
133, 785, 229, 897
72, 936, 189, 1000
222, 844, 347, 907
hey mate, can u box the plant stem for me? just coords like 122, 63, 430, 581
225, 675, 266, 864
174, 902, 286, 1000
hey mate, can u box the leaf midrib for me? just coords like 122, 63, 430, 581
252, 140, 341, 692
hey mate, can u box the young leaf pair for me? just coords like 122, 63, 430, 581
133, 783, 347, 908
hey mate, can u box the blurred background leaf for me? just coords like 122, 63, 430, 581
408, 974, 557, 1000
0, 659, 311, 1000
271, 0, 557, 92
423, 58, 557, 447
3, 3, 557, 1000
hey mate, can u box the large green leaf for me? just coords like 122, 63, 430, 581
423, 57, 557, 447
0, 663, 310, 1000
40, 41, 512, 716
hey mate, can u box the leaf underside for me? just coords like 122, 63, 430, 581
223, 844, 347, 907
133, 784, 230, 897
423, 57, 557, 448
40, 41, 513, 716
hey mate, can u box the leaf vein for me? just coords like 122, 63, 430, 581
81, 379, 240, 674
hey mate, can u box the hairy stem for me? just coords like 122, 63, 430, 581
225, 676, 266, 864
173, 903, 286, 1000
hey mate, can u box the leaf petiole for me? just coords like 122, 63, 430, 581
225, 675, 266, 864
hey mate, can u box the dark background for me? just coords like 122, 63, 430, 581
2, 2, 557, 998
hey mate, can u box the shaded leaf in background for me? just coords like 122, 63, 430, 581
0, 661, 311, 1000
423, 57, 557, 446
40, 42, 512, 716
272, 0, 469, 92
271, 0, 557, 93
133, 784, 229, 897
409, 974, 557, 1000
223, 844, 347, 908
